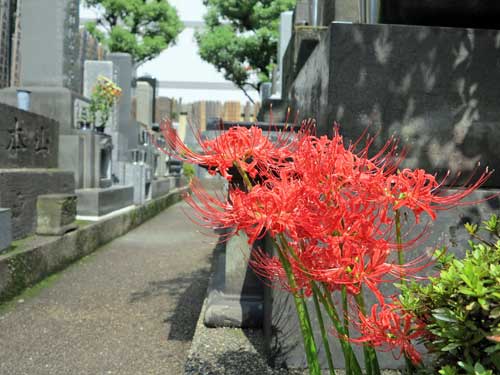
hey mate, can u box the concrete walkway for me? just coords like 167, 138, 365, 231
0, 199, 215, 375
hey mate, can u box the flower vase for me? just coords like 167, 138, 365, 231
80, 122, 91, 131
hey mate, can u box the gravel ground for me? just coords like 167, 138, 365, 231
185, 299, 402, 375
0, 199, 215, 375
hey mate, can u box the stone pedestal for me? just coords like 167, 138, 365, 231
204, 232, 264, 328
36, 194, 77, 235
0, 208, 12, 253
0, 170, 75, 240
204, 172, 265, 328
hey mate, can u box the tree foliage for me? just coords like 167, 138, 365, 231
196, 0, 296, 101
83, 0, 183, 65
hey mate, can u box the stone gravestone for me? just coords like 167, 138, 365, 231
108, 52, 137, 179
274, 11, 293, 98
19, 0, 81, 93
0, 102, 75, 240
136, 81, 154, 126
267, 11, 500, 371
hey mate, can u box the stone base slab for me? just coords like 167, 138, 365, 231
76, 185, 134, 217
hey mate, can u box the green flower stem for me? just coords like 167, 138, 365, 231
354, 292, 381, 375
395, 210, 405, 285
312, 283, 363, 375
341, 285, 351, 373
233, 161, 253, 191
312, 288, 336, 375
274, 239, 321, 375
395, 210, 414, 374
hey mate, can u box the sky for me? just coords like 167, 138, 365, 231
80, 0, 260, 104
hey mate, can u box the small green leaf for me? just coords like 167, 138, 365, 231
465, 222, 479, 235
490, 307, 500, 319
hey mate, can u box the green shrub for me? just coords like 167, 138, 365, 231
183, 163, 196, 181
400, 215, 500, 375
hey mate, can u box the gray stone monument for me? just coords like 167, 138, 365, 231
0, 102, 75, 240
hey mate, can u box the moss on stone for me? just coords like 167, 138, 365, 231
0, 186, 188, 306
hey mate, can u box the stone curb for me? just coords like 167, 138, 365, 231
0, 185, 189, 304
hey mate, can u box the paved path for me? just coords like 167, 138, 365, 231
0, 200, 215, 375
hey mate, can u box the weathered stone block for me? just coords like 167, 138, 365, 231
0, 102, 59, 168
76, 185, 134, 217
0, 170, 75, 240
36, 194, 77, 236
151, 177, 171, 199
0, 208, 12, 253
291, 22, 500, 187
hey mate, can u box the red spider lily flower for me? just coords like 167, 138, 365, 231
158, 120, 299, 181
350, 304, 426, 365
386, 166, 493, 222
